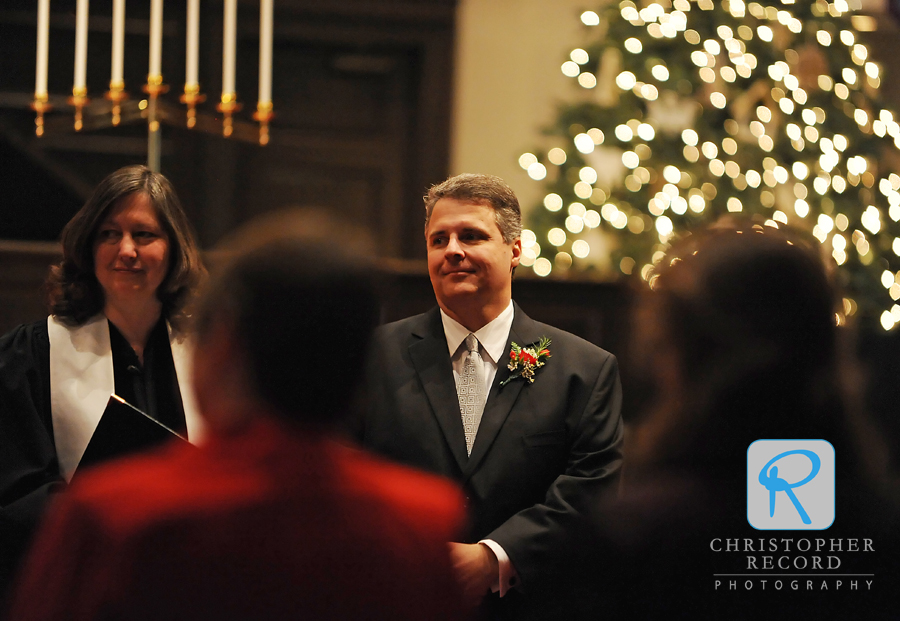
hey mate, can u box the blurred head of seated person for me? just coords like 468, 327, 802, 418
581, 222, 896, 619
189, 209, 379, 433
629, 222, 897, 499
633, 222, 851, 477
8, 209, 468, 621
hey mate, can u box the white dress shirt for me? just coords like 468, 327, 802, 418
439, 301, 519, 596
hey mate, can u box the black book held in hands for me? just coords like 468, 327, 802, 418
75, 394, 188, 476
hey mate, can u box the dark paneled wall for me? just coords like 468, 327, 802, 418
0, 241, 60, 335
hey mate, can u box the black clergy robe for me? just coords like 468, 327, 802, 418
0, 317, 192, 610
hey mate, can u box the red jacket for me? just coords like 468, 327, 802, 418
10, 417, 467, 621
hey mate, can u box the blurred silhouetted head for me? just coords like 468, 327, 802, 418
193, 209, 379, 427
634, 223, 846, 473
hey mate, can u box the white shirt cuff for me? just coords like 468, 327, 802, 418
479, 539, 519, 597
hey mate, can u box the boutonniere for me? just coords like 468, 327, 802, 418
500, 337, 551, 386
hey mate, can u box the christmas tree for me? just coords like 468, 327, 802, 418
518, 0, 900, 328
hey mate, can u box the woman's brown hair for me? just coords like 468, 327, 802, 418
46, 165, 205, 330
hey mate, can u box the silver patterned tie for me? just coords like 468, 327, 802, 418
457, 334, 486, 456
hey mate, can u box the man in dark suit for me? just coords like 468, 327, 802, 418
360, 174, 624, 617
9, 211, 468, 621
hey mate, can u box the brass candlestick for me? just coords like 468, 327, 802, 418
143, 74, 169, 99
180, 83, 206, 128
105, 80, 128, 126
31, 94, 52, 137
253, 101, 274, 145
143, 74, 169, 172
68, 86, 89, 131
217, 92, 242, 137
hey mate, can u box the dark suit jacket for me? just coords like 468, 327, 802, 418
360, 303, 624, 602
9, 417, 468, 621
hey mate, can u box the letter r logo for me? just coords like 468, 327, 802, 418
747, 440, 835, 530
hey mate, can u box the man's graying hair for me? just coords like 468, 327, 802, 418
424, 173, 522, 244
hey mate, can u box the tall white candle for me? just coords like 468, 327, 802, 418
149, 0, 163, 77
222, 0, 237, 94
74, 0, 89, 90
186, 0, 200, 86
111, 0, 125, 84
35, 0, 50, 97
258, 0, 273, 105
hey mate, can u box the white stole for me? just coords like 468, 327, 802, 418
48, 315, 205, 481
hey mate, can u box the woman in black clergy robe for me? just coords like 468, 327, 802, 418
0, 165, 205, 607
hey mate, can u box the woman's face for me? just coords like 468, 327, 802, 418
93, 193, 170, 307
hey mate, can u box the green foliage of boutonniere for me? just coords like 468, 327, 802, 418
500, 336, 551, 386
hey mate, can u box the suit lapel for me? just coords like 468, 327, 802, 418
408, 309, 470, 473
463, 303, 542, 480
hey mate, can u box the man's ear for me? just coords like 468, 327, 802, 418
510, 238, 522, 269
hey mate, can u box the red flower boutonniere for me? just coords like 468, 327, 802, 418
500, 336, 551, 386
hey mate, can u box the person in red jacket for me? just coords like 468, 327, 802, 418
8, 209, 468, 621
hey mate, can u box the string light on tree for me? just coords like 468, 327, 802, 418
520, 0, 900, 325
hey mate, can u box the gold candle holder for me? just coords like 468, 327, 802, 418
217, 92, 242, 137
143, 74, 169, 133
180, 83, 206, 128
105, 80, 128, 126
143, 74, 169, 98
252, 102, 274, 145
68, 86, 89, 131
31, 94, 52, 137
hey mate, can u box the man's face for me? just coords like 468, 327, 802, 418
425, 198, 521, 318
